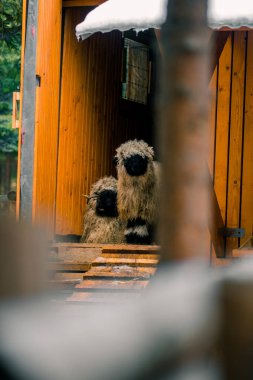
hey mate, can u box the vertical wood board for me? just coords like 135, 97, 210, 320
55, 8, 122, 235
32, 0, 62, 235
214, 34, 232, 222
240, 32, 253, 244
226, 32, 246, 253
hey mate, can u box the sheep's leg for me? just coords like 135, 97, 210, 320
124, 218, 152, 245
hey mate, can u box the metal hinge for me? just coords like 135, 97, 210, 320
221, 228, 245, 238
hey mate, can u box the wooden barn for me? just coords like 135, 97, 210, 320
3, 3, 253, 378
16, 0, 253, 264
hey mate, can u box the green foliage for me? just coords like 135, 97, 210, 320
0, 125, 18, 153
0, 43, 21, 101
0, 0, 22, 49
0, 0, 22, 101
0, 0, 22, 153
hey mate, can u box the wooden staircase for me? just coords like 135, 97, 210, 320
48, 244, 160, 304
48, 236, 253, 304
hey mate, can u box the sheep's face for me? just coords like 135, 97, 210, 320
95, 189, 118, 217
124, 154, 148, 176
114, 139, 154, 177
87, 177, 119, 217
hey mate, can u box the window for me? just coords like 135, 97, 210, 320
122, 38, 150, 105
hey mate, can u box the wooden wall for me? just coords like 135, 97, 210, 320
210, 31, 253, 255
32, 5, 253, 248
55, 8, 153, 236
33, 0, 62, 234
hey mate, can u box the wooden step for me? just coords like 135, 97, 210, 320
48, 262, 91, 272
76, 278, 149, 290
92, 256, 159, 267
48, 243, 159, 303
101, 244, 159, 254
83, 265, 156, 279
51, 243, 159, 254
101, 253, 159, 260
49, 247, 101, 262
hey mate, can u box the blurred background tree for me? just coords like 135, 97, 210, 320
0, 0, 22, 196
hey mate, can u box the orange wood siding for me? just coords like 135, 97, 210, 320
208, 67, 218, 177
240, 32, 253, 244
209, 68, 218, 264
226, 32, 246, 253
214, 34, 232, 222
55, 8, 153, 236
212, 31, 253, 255
32, 0, 62, 233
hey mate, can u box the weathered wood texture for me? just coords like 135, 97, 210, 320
210, 31, 253, 258
55, 8, 153, 236
48, 243, 157, 303
19, 0, 38, 221
32, 0, 62, 233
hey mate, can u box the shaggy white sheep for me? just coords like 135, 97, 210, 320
114, 140, 160, 244
80, 176, 125, 244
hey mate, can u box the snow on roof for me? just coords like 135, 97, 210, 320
209, 0, 253, 29
76, 0, 253, 40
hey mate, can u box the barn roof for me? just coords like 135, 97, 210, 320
75, 0, 253, 40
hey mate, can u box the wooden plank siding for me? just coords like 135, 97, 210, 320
240, 32, 253, 245
211, 31, 253, 257
226, 32, 246, 255
55, 8, 153, 236
208, 67, 218, 177
208, 67, 218, 262
32, 0, 62, 234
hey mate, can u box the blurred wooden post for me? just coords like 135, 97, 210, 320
159, 0, 210, 261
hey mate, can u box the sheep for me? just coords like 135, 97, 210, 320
80, 176, 126, 244
114, 139, 160, 245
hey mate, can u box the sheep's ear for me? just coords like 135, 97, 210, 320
112, 156, 118, 166
82, 194, 90, 204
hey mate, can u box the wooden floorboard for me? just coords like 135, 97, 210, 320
48, 243, 158, 304
92, 257, 159, 267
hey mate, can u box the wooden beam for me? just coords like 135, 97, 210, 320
156, 26, 226, 259
20, 0, 38, 222
159, 0, 210, 261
